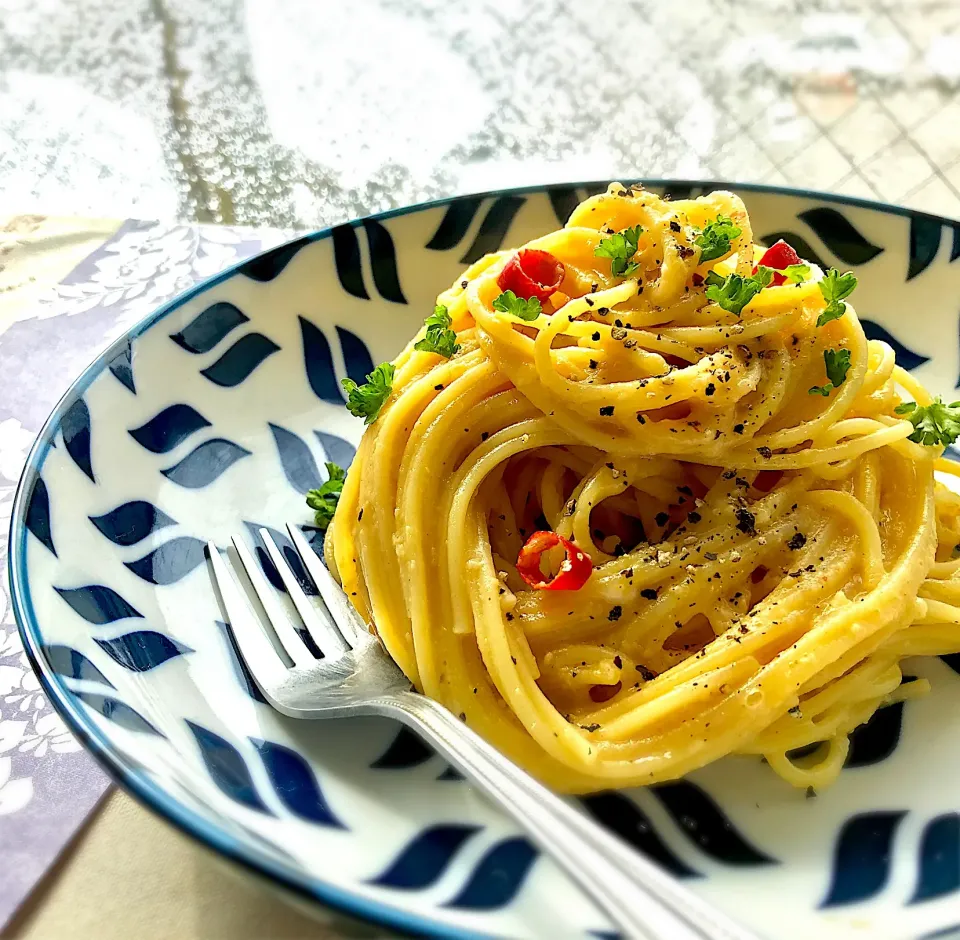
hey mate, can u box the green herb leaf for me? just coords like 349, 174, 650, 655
816, 268, 858, 327
492, 290, 542, 321
704, 266, 773, 316
807, 348, 852, 396
824, 347, 852, 386
305, 462, 347, 530
341, 362, 395, 425
694, 215, 742, 264
895, 397, 960, 446
594, 225, 643, 277
782, 263, 811, 284
414, 304, 460, 358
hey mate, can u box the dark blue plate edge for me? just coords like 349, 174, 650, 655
9, 178, 957, 940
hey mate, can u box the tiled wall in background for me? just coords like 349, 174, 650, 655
1, 0, 959, 227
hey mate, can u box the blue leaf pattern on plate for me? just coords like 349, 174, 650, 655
910, 814, 960, 903
199, 333, 280, 387
108, 338, 136, 393
124, 536, 209, 585
332, 224, 369, 300
299, 317, 343, 404
335, 326, 375, 386
370, 824, 480, 889
652, 781, 775, 865
860, 320, 929, 373
129, 404, 212, 453
187, 721, 273, 814
426, 197, 484, 251
846, 702, 904, 768
239, 238, 309, 282
370, 725, 435, 769
269, 423, 322, 492
161, 438, 251, 488
243, 522, 317, 598
821, 811, 906, 907
798, 208, 884, 265
460, 196, 525, 264
44, 644, 114, 687
252, 739, 346, 828
908, 216, 944, 281
295, 524, 326, 560
444, 837, 538, 911
581, 793, 700, 878
313, 431, 356, 471
921, 925, 960, 939
94, 631, 193, 672
363, 219, 407, 304
90, 500, 177, 546
73, 691, 163, 735
170, 301, 248, 353
25, 475, 56, 556
55, 585, 142, 624
214, 620, 266, 703
548, 186, 580, 225
60, 397, 94, 482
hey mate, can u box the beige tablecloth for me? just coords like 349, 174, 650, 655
8, 793, 332, 940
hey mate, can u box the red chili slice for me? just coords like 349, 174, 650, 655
752, 469, 783, 493
517, 531, 593, 590
498, 249, 565, 301
753, 239, 802, 286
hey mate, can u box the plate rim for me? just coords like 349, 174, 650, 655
9, 178, 959, 939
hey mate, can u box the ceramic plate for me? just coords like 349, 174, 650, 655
10, 182, 960, 940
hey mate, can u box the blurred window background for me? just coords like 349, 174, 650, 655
2, 0, 959, 228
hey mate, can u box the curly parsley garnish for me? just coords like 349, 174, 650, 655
594, 225, 643, 278
782, 263, 811, 284
808, 348, 852, 396
306, 462, 346, 530
704, 266, 773, 316
492, 290, 542, 321
341, 362, 395, 425
816, 269, 858, 327
414, 304, 460, 358
895, 398, 960, 446
695, 215, 742, 264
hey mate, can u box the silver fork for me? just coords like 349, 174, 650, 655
207, 527, 763, 940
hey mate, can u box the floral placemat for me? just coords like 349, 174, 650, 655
0, 217, 287, 929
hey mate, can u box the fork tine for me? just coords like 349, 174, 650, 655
231, 536, 315, 667
286, 524, 371, 648
207, 543, 286, 691
259, 528, 350, 659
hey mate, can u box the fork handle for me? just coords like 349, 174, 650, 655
379, 691, 761, 940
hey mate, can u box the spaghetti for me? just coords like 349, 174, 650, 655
325, 184, 960, 792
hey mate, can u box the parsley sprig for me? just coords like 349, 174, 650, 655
414, 304, 460, 358
492, 290, 542, 321
695, 215, 742, 264
342, 362, 395, 425
816, 269, 858, 327
783, 263, 811, 284
895, 398, 960, 446
305, 462, 346, 531
808, 348, 852, 396
704, 266, 773, 316
594, 225, 643, 278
